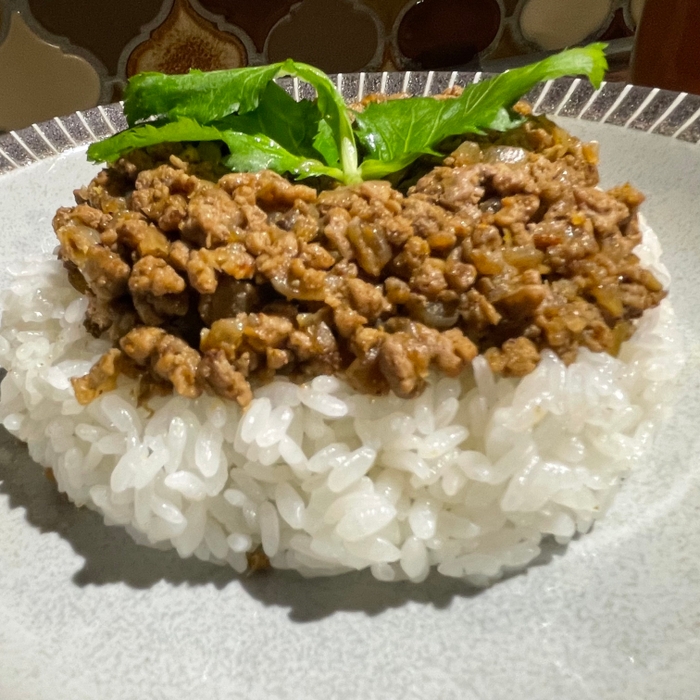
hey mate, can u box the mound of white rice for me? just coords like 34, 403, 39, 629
0, 219, 684, 584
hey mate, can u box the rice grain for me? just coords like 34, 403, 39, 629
0, 221, 684, 582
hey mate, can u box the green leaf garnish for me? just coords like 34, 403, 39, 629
87, 117, 341, 181
221, 132, 342, 181
215, 82, 323, 160
123, 64, 285, 125
88, 45, 608, 185
87, 118, 226, 163
354, 44, 608, 175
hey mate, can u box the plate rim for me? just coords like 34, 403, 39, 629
1, 72, 698, 175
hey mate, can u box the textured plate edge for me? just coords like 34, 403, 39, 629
0, 104, 128, 174
1, 76, 698, 176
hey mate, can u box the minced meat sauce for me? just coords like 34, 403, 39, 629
54, 105, 666, 408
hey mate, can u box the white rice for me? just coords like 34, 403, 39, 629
0, 219, 685, 584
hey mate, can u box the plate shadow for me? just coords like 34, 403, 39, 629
0, 426, 568, 622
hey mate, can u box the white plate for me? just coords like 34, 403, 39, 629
1, 76, 699, 699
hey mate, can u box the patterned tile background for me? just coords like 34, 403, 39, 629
1, 0, 644, 131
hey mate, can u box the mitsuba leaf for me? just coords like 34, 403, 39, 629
283, 62, 360, 182
215, 82, 322, 160
487, 106, 526, 132
91, 45, 607, 186
86, 117, 341, 181
358, 153, 431, 181
87, 118, 227, 163
123, 64, 284, 126
353, 44, 608, 172
121, 58, 359, 182
312, 118, 341, 169
222, 133, 342, 180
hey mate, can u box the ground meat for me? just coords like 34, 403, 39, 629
180, 186, 244, 248
129, 256, 186, 297
187, 243, 256, 294
197, 350, 252, 405
58, 112, 666, 406
110, 214, 171, 259
84, 296, 139, 341
127, 256, 189, 325
484, 337, 541, 377
80, 247, 131, 300
71, 348, 123, 405
198, 278, 260, 325
345, 277, 392, 321
120, 327, 201, 398
377, 323, 477, 397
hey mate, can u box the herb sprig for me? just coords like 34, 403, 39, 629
88, 45, 607, 184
